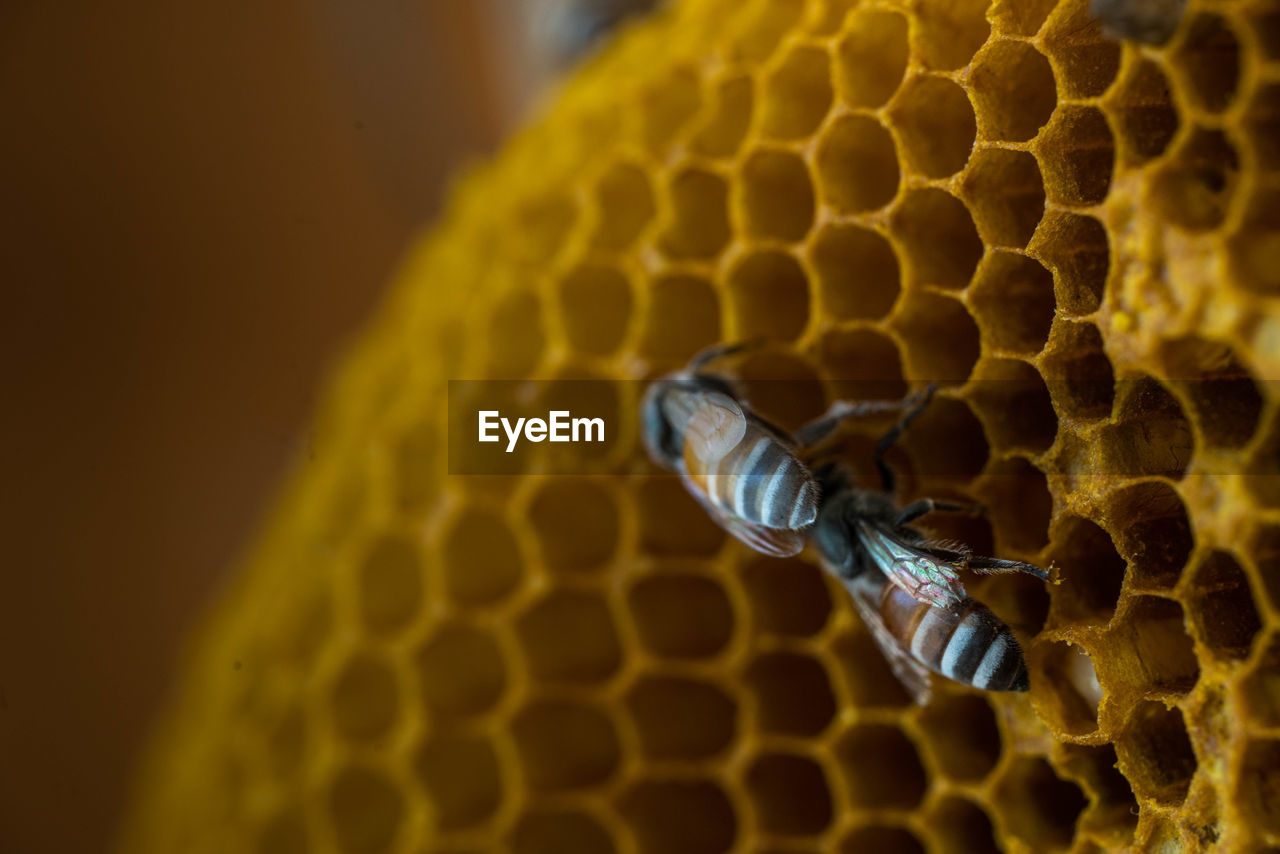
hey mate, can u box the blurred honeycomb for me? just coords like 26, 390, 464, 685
122, 0, 1280, 852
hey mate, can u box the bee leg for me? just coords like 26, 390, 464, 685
895, 498, 985, 526
793, 397, 913, 450
873, 384, 937, 493
922, 544, 1049, 581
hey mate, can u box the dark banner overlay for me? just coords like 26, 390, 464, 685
447, 379, 1276, 478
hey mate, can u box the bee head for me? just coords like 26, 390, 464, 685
640, 370, 738, 471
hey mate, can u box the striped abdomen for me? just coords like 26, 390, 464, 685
877, 581, 1029, 692
685, 419, 818, 530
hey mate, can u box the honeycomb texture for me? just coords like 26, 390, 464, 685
122, 1, 1280, 852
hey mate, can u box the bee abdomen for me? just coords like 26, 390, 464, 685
704, 429, 817, 530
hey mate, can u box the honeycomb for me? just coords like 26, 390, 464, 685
121, 1, 1280, 852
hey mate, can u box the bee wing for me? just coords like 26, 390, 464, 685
855, 521, 966, 610
681, 472, 806, 557
683, 391, 747, 464
839, 572, 932, 706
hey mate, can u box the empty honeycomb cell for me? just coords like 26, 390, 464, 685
1243, 634, 1280, 728
441, 506, 522, 605
1031, 211, 1109, 316
968, 359, 1058, 454
590, 160, 656, 251
625, 676, 736, 759
968, 252, 1055, 356
993, 756, 1087, 849
1256, 8, 1280, 58
1041, 5, 1120, 98
1038, 106, 1115, 207
1116, 596, 1200, 693
1149, 127, 1240, 233
969, 41, 1056, 143
1115, 700, 1197, 805
332, 650, 399, 743
830, 629, 915, 708
1108, 58, 1179, 165
512, 699, 619, 791
691, 75, 753, 159
1049, 517, 1124, 625
639, 66, 702, 154
741, 557, 831, 637
1238, 739, 1280, 838
916, 694, 1002, 781
416, 622, 506, 720
816, 328, 907, 403
256, 808, 308, 854
809, 223, 900, 320
627, 571, 733, 658
929, 798, 999, 854
1187, 550, 1262, 661
814, 114, 899, 214
660, 167, 731, 259
328, 764, 404, 854
527, 479, 617, 573
1058, 743, 1138, 842
357, 531, 423, 634
834, 8, 908, 108
745, 651, 837, 737
739, 149, 815, 242
726, 249, 810, 341
558, 264, 633, 356
891, 188, 984, 292
896, 394, 990, 482
1246, 83, 1280, 170
960, 149, 1047, 249
840, 825, 925, 854
979, 457, 1052, 553
638, 272, 721, 363
745, 753, 833, 835
1173, 13, 1241, 114
734, 349, 828, 430
415, 734, 502, 830
911, 0, 990, 70
1099, 376, 1192, 478
760, 45, 833, 140
730, 0, 806, 62
511, 810, 614, 854
836, 724, 927, 808
620, 779, 737, 854
1033, 641, 1102, 736
889, 75, 977, 178
487, 290, 546, 378
893, 290, 981, 382
636, 476, 725, 556
1162, 335, 1263, 450
1105, 481, 1193, 588
515, 590, 621, 683
1041, 322, 1115, 420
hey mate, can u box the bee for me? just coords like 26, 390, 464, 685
640, 342, 922, 558
1089, 0, 1186, 45
810, 390, 1049, 703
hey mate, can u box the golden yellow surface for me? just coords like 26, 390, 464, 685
122, 0, 1280, 852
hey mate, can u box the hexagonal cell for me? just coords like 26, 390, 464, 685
590, 160, 656, 251
760, 46, 833, 140
968, 252, 1055, 356
328, 763, 404, 854
635, 476, 725, 557
816, 327, 906, 404
896, 394, 990, 482
742, 557, 832, 637
814, 114, 899, 214
835, 723, 927, 808
928, 797, 998, 854
830, 628, 915, 708
441, 505, 522, 605
1037, 106, 1115, 207
1115, 596, 1200, 694
536, 368, 620, 469
691, 74, 753, 159
1041, 5, 1120, 98
745, 651, 837, 737
969, 41, 1056, 142
979, 569, 1052, 636
416, 621, 506, 720
993, 756, 1087, 849
1107, 481, 1193, 589
638, 272, 721, 363
255, 807, 308, 854
1246, 83, 1280, 171
738, 149, 815, 242
810, 224, 900, 321
1229, 186, 1280, 296
1030, 211, 1109, 316
1108, 58, 1179, 166
967, 359, 1057, 454
1033, 641, 1102, 737
989, 0, 1056, 35
1057, 743, 1138, 843
729, 0, 806, 62
1238, 738, 1280, 838
357, 530, 423, 634
332, 650, 399, 743
527, 479, 618, 573
660, 167, 731, 259
416, 733, 502, 830
1041, 322, 1115, 420
514, 195, 576, 266
889, 75, 976, 178
840, 825, 925, 854
1089, 0, 1185, 44
1173, 13, 1241, 114
734, 349, 828, 431
515, 589, 621, 684
911, 0, 990, 70
1187, 550, 1262, 662
1243, 634, 1280, 728
626, 675, 735, 759
893, 290, 980, 383
745, 753, 833, 836
959, 148, 1046, 249
978, 457, 1052, 554
1048, 517, 1124, 625
834, 8, 908, 108
1162, 335, 1263, 450
1115, 700, 1196, 805
512, 699, 619, 791
891, 188, 983, 292
917, 694, 1002, 781
638, 66, 702, 154
557, 263, 633, 356
627, 571, 733, 658
1099, 376, 1192, 479
511, 810, 614, 854
620, 779, 736, 854
1149, 127, 1240, 233
726, 249, 810, 342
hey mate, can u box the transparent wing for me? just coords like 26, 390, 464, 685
681, 471, 805, 557
683, 391, 747, 464
841, 572, 932, 706
855, 521, 966, 609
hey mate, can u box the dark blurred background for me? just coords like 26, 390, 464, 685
0, 2, 629, 850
